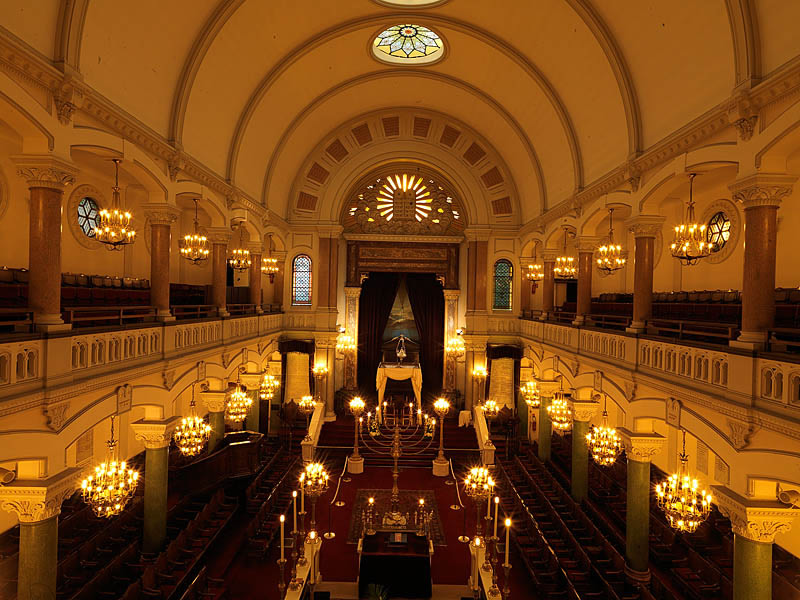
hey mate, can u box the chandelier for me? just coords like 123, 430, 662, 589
464, 467, 495, 538
596, 207, 626, 275
586, 395, 621, 466
445, 334, 465, 357
336, 332, 356, 354
80, 415, 139, 518
173, 383, 212, 457
547, 390, 572, 431
261, 234, 279, 282
259, 372, 279, 401
655, 431, 712, 533
482, 399, 500, 419
670, 173, 714, 266
179, 198, 210, 265
225, 372, 252, 422
299, 395, 316, 442
228, 222, 251, 272
553, 227, 576, 279
95, 158, 136, 250
525, 245, 544, 281
302, 462, 330, 535
520, 380, 540, 408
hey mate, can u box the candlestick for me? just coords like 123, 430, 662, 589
504, 518, 511, 565
487, 495, 492, 518
493, 496, 499, 539
280, 514, 285, 561
471, 537, 480, 590
292, 491, 297, 534
502, 562, 512, 599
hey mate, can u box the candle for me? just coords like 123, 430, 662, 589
473, 537, 481, 589
504, 518, 511, 565
493, 496, 499, 538
300, 476, 305, 514
487, 496, 491, 518
292, 491, 297, 533
280, 514, 285, 561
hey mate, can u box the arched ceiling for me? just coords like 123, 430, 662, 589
2, 0, 800, 222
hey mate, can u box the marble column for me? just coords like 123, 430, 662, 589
14, 156, 77, 332
144, 205, 180, 321
241, 372, 262, 433
343, 286, 361, 391
573, 238, 601, 326
248, 243, 263, 312
0, 468, 80, 600
571, 401, 600, 502
537, 380, 560, 462
540, 253, 557, 320
443, 289, 460, 391
618, 430, 666, 581
625, 216, 665, 334
729, 174, 796, 349
714, 486, 798, 600
207, 228, 232, 317
132, 417, 179, 553
201, 390, 227, 453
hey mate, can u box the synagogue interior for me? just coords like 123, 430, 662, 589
1, 2, 800, 600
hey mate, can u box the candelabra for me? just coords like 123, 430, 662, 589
365, 497, 376, 536
472, 366, 487, 405
415, 498, 427, 537
655, 430, 712, 533
464, 467, 494, 539
520, 380, 540, 408
312, 363, 328, 404
349, 397, 365, 464
298, 395, 316, 442
482, 399, 500, 437
303, 462, 329, 538
432, 397, 450, 476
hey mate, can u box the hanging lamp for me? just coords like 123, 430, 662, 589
173, 382, 212, 456
80, 415, 139, 518
520, 380, 540, 408
655, 430, 713, 533
596, 207, 626, 275
525, 244, 544, 282
228, 222, 252, 272
225, 367, 253, 423
259, 372, 280, 401
261, 233, 279, 282
179, 198, 210, 265
670, 173, 714, 266
586, 394, 622, 466
95, 158, 136, 250
553, 228, 576, 279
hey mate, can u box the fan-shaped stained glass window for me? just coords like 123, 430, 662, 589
77, 197, 100, 238
706, 211, 731, 252
373, 24, 443, 64
493, 260, 513, 311
292, 255, 312, 306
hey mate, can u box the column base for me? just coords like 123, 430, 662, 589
538, 312, 549, 321
156, 310, 175, 323
217, 308, 230, 318
347, 455, 364, 474
624, 564, 651, 584
730, 330, 767, 351
626, 320, 647, 334
35, 321, 72, 333
432, 456, 449, 477
255, 306, 264, 314
572, 315, 592, 326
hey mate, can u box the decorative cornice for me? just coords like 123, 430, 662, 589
12, 155, 78, 191
239, 372, 262, 388
713, 486, 798, 543
206, 227, 233, 245
732, 115, 758, 141
625, 215, 666, 238
143, 204, 181, 227
130, 416, 181, 449
537, 380, 561, 397
618, 429, 666, 462
575, 236, 602, 253
201, 390, 228, 413
729, 174, 797, 209
0, 468, 82, 523
572, 400, 600, 422
342, 233, 463, 244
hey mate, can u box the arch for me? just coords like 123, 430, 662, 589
54, 0, 90, 69
723, 0, 761, 85
0, 72, 57, 153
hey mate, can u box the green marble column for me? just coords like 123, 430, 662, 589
538, 398, 551, 462
18, 516, 57, 600
571, 420, 589, 502
734, 535, 772, 600
245, 391, 260, 433
625, 458, 651, 574
208, 410, 225, 453
143, 446, 169, 553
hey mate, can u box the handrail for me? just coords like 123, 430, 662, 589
646, 318, 739, 341
172, 304, 217, 320
448, 458, 464, 508
63, 305, 157, 326
329, 455, 349, 507
227, 303, 257, 315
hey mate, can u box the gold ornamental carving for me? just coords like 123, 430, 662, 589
713, 486, 797, 543
572, 401, 600, 423
730, 174, 797, 209
15, 162, 77, 191
0, 468, 82, 523
131, 417, 181, 450
618, 429, 666, 462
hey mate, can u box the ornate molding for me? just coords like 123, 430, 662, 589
143, 204, 181, 227
44, 401, 70, 432
117, 384, 132, 413
575, 236, 602, 253
572, 400, 600, 422
0, 468, 82, 523
665, 397, 681, 428
201, 390, 228, 413
625, 215, 666, 238
12, 155, 78, 191
728, 418, 756, 450
537, 380, 561, 397
733, 115, 758, 141
618, 429, 666, 462
729, 174, 797, 209
162, 369, 176, 391
130, 417, 181, 449
713, 486, 798, 543
206, 227, 233, 245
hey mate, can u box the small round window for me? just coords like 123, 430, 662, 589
77, 197, 100, 238
706, 211, 731, 251
372, 24, 443, 65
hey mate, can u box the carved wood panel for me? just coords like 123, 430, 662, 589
346, 241, 459, 288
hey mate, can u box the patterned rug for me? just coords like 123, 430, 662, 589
347, 489, 446, 546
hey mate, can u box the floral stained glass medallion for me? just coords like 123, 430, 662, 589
706, 211, 731, 252
77, 197, 100, 238
374, 24, 443, 60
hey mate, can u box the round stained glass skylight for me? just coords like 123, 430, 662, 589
373, 24, 443, 64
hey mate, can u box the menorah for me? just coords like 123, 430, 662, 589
358, 396, 435, 525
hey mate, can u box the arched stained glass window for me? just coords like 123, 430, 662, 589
493, 259, 513, 310
77, 197, 100, 237
706, 211, 731, 252
292, 255, 312, 306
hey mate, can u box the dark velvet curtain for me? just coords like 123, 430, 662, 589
405, 273, 444, 396
357, 272, 400, 392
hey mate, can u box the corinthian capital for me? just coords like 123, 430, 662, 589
206, 227, 233, 245
572, 400, 600, 422
713, 486, 798, 543
625, 215, 665, 239
131, 416, 181, 449
143, 204, 181, 226
575, 236, 602, 253
618, 429, 665, 462
0, 468, 82, 523
12, 154, 77, 191
729, 173, 797, 209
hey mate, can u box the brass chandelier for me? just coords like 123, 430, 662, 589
553, 227, 576, 279
228, 222, 252, 272
596, 207, 626, 275
180, 198, 210, 265
173, 383, 212, 456
95, 158, 136, 250
655, 430, 713, 533
298, 395, 316, 442
261, 234, 279, 282
520, 380, 540, 408
670, 173, 714, 266
225, 370, 252, 423
547, 389, 572, 431
586, 395, 622, 466
525, 245, 544, 281
80, 415, 139, 518
302, 462, 330, 536
259, 372, 280, 401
